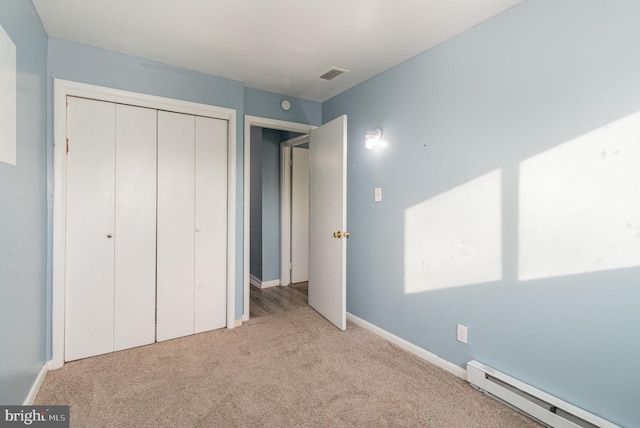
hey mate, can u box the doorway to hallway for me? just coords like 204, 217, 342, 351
250, 282, 308, 319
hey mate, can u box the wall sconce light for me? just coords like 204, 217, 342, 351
365, 129, 383, 150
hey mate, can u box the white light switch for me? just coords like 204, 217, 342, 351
374, 187, 382, 202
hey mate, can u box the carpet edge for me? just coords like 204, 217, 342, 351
346, 312, 467, 380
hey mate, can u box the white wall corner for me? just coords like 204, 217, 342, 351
346, 312, 467, 380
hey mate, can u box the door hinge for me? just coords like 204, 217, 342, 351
66, 138, 69, 155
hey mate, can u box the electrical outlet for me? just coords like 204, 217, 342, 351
457, 324, 468, 344
374, 187, 382, 202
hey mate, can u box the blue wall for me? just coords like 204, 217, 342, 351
323, 1, 640, 426
0, 1, 48, 404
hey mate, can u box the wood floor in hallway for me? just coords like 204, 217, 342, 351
250, 282, 308, 318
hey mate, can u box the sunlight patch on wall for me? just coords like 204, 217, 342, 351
404, 169, 502, 294
519, 111, 640, 281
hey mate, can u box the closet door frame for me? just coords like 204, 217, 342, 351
51, 79, 237, 369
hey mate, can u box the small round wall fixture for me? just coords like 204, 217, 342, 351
281, 99, 291, 111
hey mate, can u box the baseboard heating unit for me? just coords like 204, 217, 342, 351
466, 360, 618, 428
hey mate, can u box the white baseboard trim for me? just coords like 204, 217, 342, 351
249, 275, 280, 289
346, 312, 467, 380
249, 274, 261, 288
23, 363, 48, 405
261, 279, 280, 289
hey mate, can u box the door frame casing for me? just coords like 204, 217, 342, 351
243, 115, 315, 321
52, 79, 237, 368
289, 145, 310, 284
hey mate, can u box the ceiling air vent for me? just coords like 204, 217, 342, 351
319, 67, 349, 80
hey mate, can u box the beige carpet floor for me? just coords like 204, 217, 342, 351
36, 306, 540, 427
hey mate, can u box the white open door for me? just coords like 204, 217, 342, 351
308, 115, 347, 330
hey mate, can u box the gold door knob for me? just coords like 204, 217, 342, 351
344, 232, 350, 239
333, 231, 342, 238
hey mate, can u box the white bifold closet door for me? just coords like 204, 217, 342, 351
113, 104, 158, 351
65, 97, 157, 361
193, 116, 228, 333
156, 111, 227, 342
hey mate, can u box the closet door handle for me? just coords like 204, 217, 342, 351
107, 233, 113, 238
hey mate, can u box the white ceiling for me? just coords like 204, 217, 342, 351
33, 0, 522, 102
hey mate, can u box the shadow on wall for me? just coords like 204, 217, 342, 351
404, 109, 640, 294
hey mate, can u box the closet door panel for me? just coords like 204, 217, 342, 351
194, 116, 228, 333
65, 97, 116, 361
113, 104, 157, 351
157, 111, 196, 341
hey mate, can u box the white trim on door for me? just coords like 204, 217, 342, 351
243, 116, 315, 321
52, 79, 237, 369
290, 146, 310, 284
281, 145, 292, 288
281, 137, 311, 287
